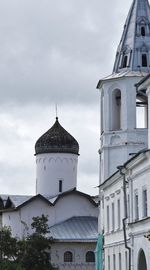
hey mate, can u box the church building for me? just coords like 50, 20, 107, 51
98, 0, 150, 269
0, 117, 99, 270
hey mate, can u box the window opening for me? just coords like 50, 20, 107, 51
143, 189, 148, 217
122, 55, 128, 68
142, 54, 148, 67
111, 89, 121, 131
113, 254, 116, 270
141, 26, 146, 36
135, 192, 139, 221
64, 251, 73, 262
107, 205, 110, 233
136, 94, 148, 128
117, 199, 121, 229
119, 253, 122, 270
125, 251, 128, 270
59, 180, 63, 193
86, 251, 95, 263
112, 202, 115, 231
108, 255, 110, 270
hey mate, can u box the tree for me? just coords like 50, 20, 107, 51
17, 215, 54, 270
0, 226, 17, 261
0, 215, 54, 270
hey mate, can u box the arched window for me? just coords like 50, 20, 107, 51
122, 55, 128, 68
110, 89, 121, 131
86, 251, 95, 263
138, 249, 147, 270
142, 54, 148, 67
64, 251, 73, 262
141, 26, 146, 36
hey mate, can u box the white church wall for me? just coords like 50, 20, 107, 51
36, 153, 78, 196
2, 193, 98, 238
103, 176, 125, 246
104, 243, 128, 270
51, 242, 96, 270
133, 235, 150, 270
2, 197, 55, 237
54, 193, 98, 226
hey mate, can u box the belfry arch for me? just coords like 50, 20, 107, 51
110, 89, 121, 131
138, 249, 147, 270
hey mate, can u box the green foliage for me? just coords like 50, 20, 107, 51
0, 261, 25, 270
144, 233, 150, 241
0, 215, 54, 270
0, 226, 17, 260
31, 215, 50, 235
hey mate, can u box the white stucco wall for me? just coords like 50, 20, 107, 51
99, 76, 148, 182
51, 242, 96, 270
36, 153, 78, 196
2, 192, 98, 238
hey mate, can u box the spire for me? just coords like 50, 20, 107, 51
113, 0, 150, 74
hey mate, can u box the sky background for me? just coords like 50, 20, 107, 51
0, 0, 132, 195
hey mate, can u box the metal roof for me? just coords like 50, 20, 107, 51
0, 189, 98, 210
113, 0, 150, 74
49, 216, 98, 241
8, 195, 32, 208
35, 117, 79, 155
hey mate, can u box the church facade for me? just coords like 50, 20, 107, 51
0, 117, 99, 270
98, 0, 150, 269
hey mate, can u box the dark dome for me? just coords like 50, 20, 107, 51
35, 117, 79, 155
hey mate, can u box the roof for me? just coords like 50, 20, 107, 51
97, 70, 147, 88
0, 189, 98, 211
35, 117, 79, 155
49, 216, 98, 241
113, 0, 150, 74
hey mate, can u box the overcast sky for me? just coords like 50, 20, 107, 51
0, 0, 132, 195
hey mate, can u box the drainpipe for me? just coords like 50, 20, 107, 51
117, 165, 131, 270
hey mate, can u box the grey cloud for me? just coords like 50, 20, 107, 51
0, 0, 131, 105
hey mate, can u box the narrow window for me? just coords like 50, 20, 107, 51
117, 199, 121, 229
113, 254, 116, 270
108, 255, 110, 270
119, 253, 122, 270
107, 205, 110, 233
143, 189, 148, 217
125, 251, 128, 270
112, 202, 115, 231
135, 192, 139, 221
64, 251, 73, 262
142, 54, 148, 67
127, 194, 130, 219
122, 55, 128, 68
59, 180, 63, 193
86, 251, 95, 263
141, 26, 146, 36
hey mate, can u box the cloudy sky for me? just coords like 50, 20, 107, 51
0, 0, 132, 195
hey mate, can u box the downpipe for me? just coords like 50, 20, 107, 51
117, 166, 131, 270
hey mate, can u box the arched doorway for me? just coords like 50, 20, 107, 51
138, 249, 147, 270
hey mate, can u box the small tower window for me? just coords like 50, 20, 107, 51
122, 55, 128, 68
141, 26, 146, 36
142, 54, 148, 67
59, 180, 63, 192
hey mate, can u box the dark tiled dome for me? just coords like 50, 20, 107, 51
35, 117, 79, 155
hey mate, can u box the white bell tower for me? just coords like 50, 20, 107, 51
98, 0, 150, 183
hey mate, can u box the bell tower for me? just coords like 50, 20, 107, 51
98, 0, 150, 183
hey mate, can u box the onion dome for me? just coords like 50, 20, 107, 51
35, 117, 79, 155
